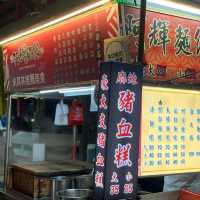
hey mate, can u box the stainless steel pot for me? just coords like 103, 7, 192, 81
56, 178, 72, 191
57, 189, 93, 200
75, 175, 93, 189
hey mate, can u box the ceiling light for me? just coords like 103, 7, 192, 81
143, 86, 200, 95
148, 0, 200, 15
39, 89, 61, 94
39, 86, 95, 96
60, 86, 95, 96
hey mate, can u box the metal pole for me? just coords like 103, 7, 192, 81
52, 178, 56, 200
72, 125, 77, 160
3, 95, 12, 192
138, 0, 147, 65
73, 125, 77, 145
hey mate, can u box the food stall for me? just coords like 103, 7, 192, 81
0, 1, 120, 199
117, 0, 200, 190
98, 0, 200, 199
1, 0, 200, 199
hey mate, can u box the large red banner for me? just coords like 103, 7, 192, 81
3, 4, 119, 92
122, 6, 200, 83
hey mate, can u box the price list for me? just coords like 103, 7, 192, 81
52, 27, 101, 84
140, 86, 200, 176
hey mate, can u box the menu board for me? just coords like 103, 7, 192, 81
3, 3, 119, 92
140, 86, 200, 176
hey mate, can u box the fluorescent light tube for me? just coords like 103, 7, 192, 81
39, 89, 61, 94
148, 0, 200, 15
60, 86, 95, 96
39, 86, 95, 96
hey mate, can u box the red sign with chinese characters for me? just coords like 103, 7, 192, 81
122, 6, 200, 83
145, 10, 200, 83
3, 4, 119, 92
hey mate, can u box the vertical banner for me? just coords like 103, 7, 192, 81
94, 63, 111, 199
105, 63, 142, 199
94, 62, 143, 200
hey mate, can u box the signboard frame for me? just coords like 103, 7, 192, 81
140, 85, 200, 176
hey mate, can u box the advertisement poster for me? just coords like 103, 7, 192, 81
94, 62, 143, 199
104, 36, 138, 64
3, 4, 119, 92
140, 86, 200, 176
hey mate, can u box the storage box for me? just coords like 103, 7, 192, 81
180, 189, 200, 200
9, 160, 92, 198
140, 190, 200, 200
12, 167, 51, 198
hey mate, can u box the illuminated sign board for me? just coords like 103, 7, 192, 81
3, 4, 118, 92
140, 86, 200, 176
120, 6, 200, 84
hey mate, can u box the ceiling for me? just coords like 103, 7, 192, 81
0, 0, 200, 29
0, 0, 57, 28
0, 0, 99, 42
0, 0, 200, 42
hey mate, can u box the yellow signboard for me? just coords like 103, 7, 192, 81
140, 86, 200, 176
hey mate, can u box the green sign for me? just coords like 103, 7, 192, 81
115, 0, 137, 6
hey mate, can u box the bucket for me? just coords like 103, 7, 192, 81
57, 189, 93, 200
